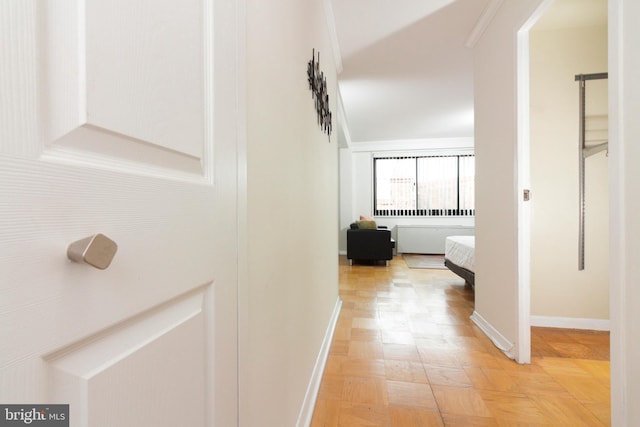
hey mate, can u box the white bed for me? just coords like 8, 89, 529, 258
444, 235, 475, 287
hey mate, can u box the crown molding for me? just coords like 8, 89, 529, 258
322, 0, 343, 74
465, 0, 504, 48
347, 137, 474, 153
336, 88, 352, 148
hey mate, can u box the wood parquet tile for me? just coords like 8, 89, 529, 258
310, 256, 610, 426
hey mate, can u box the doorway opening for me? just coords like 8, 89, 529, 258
517, 0, 609, 362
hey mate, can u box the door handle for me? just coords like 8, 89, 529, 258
67, 233, 118, 270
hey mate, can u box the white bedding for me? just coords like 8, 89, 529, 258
445, 235, 475, 272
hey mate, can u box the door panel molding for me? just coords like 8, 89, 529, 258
45, 286, 211, 426
37, 0, 214, 181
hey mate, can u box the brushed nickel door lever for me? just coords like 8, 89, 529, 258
67, 233, 118, 270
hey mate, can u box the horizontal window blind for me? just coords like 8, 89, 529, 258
373, 154, 475, 217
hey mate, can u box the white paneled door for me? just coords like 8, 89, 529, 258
1, 1, 239, 426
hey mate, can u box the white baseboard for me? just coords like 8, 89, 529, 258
470, 310, 515, 359
296, 297, 342, 427
530, 315, 610, 331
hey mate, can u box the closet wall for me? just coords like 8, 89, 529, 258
530, 21, 608, 324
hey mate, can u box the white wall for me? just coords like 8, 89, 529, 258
530, 24, 608, 322
338, 147, 353, 252
609, 0, 640, 423
463, 0, 640, 422
475, 0, 640, 423
243, 0, 339, 425
338, 139, 475, 253
473, 0, 544, 354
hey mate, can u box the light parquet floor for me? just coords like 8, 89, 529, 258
310, 256, 610, 426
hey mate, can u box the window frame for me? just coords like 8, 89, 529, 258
373, 153, 475, 217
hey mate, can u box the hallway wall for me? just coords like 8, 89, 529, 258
473, 0, 545, 354
243, 0, 339, 425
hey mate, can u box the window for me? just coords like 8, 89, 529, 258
373, 154, 475, 216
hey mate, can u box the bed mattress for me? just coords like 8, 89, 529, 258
445, 236, 475, 272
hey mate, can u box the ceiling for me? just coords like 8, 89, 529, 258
533, 0, 607, 31
330, 0, 607, 147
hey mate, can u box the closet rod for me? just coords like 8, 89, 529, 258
576, 72, 608, 271
575, 72, 608, 82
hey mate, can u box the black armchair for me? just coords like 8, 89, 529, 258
346, 225, 395, 266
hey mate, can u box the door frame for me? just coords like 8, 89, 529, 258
517, 0, 626, 424
515, 0, 555, 365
